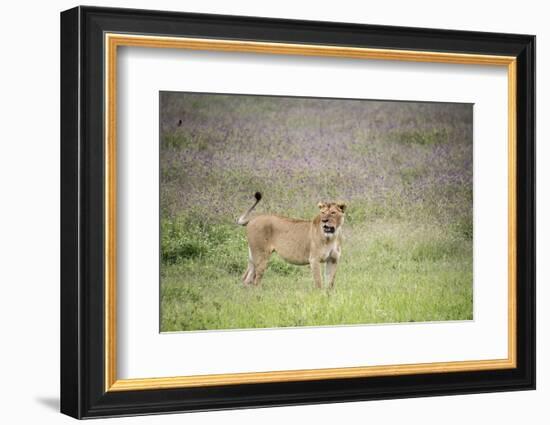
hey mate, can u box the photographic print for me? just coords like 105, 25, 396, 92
61, 9, 535, 417
160, 92, 473, 332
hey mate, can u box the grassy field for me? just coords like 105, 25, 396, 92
159, 92, 473, 332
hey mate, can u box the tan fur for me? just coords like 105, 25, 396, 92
238, 195, 346, 288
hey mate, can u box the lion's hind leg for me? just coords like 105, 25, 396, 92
242, 264, 254, 286
242, 248, 256, 286
251, 248, 270, 286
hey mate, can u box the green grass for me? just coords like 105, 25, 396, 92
160, 218, 472, 332
390, 128, 450, 146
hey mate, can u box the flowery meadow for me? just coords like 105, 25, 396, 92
160, 92, 473, 332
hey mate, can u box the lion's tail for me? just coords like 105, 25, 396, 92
237, 192, 262, 226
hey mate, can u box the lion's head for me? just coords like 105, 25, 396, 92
317, 201, 346, 237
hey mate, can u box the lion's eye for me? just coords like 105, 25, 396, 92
331, 211, 335, 215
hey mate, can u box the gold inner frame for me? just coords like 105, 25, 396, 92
104, 33, 517, 392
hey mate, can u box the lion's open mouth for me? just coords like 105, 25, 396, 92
323, 225, 336, 234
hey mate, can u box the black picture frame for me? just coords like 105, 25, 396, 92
60, 5, 535, 419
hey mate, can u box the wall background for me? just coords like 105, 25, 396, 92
0, 1, 545, 423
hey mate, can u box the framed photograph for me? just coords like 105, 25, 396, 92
60, 6, 535, 419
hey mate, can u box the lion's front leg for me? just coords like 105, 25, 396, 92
325, 258, 338, 289
310, 259, 323, 289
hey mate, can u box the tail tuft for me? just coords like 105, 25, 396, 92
237, 192, 263, 226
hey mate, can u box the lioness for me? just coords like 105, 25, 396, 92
237, 192, 346, 288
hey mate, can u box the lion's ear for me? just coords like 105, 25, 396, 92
336, 201, 347, 212
317, 202, 327, 210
